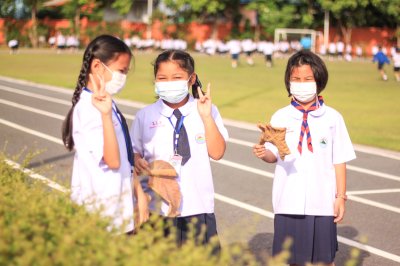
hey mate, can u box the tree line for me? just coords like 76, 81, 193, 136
1, 0, 399, 47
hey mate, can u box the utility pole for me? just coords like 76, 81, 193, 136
324, 9, 329, 48
146, 0, 153, 39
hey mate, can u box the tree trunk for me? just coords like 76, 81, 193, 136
397, 25, 400, 47
211, 19, 218, 40
30, 0, 38, 48
339, 21, 352, 45
74, 8, 80, 39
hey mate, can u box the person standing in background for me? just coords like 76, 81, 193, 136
373, 46, 391, 81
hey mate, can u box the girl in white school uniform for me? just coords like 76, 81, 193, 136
253, 50, 356, 266
130, 50, 229, 246
62, 35, 148, 234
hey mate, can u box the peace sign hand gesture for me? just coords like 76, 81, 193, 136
197, 83, 212, 119
89, 73, 112, 115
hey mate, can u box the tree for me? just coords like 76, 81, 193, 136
318, 0, 400, 45
370, 0, 400, 45
247, 0, 322, 38
162, 0, 241, 39
0, 0, 46, 47
59, 0, 98, 39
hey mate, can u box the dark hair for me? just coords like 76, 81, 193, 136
153, 50, 203, 98
284, 50, 328, 96
62, 34, 132, 151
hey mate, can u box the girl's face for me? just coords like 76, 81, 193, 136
290, 64, 315, 83
101, 53, 131, 82
155, 61, 194, 84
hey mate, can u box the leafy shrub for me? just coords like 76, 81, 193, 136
0, 155, 264, 266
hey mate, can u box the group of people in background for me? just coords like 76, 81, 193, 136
48, 31, 80, 53
6, 32, 400, 81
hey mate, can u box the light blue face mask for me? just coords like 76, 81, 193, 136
154, 76, 191, 104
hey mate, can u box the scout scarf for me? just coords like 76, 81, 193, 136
291, 96, 324, 154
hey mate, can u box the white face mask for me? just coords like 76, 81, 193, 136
154, 77, 191, 104
290, 82, 317, 103
102, 63, 127, 95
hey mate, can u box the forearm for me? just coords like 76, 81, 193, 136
262, 150, 277, 163
202, 116, 226, 160
102, 113, 120, 169
335, 163, 347, 196
133, 173, 144, 198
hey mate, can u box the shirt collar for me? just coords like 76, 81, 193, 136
158, 95, 195, 118
288, 102, 326, 119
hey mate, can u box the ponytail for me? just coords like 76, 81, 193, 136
191, 74, 203, 98
61, 49, 93, 151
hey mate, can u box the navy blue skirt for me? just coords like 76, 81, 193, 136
273, 214, 338, 265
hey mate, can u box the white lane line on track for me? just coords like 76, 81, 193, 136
346, 165, 400, 182
212, 159, 275, 178
0, 85, 137, 120
348, 188, 400, 195
0, 99, 65, 120
348, 195, 400, 214
0, 85, 71, 105
4, 157, 400, 263
2, 81, 400, 159
1, 93, 399, 183
4, 113, 398, 216
5, 159, 69, 193
0, 118, 63, 145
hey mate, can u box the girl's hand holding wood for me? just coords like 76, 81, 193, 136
253, 144, 267, 159
134, 155, 151, 176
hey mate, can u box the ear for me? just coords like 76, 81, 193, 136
90, 58, 102, 75
189, 73, 197, 86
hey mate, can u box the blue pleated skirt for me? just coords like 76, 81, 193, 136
273, 214, 338, 265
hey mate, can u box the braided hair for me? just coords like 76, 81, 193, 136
153, 50, 203, 98
62, 35, 132, 151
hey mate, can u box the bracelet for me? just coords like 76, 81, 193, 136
335, 193, 348, 201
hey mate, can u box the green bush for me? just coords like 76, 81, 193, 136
0, 155, 268, 266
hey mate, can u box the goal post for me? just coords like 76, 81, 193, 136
274, 28, 317, 52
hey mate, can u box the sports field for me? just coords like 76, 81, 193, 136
0, 49, 399, 151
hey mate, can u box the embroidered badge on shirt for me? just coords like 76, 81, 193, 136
319, 137, 328, 148
195, 133, 206, 144
149, 120, 164, 128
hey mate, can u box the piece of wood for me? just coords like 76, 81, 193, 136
146, 160, 181, 217
257, 122, 291, 160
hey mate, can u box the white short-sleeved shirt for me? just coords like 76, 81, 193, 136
130, 96, 229, 217
71, 89, 134, 232
227, 40, 242, 55
265, 102, 356, 216
263, 41, 275, 55
393, 52, 400, 67
241, 39, 255, 52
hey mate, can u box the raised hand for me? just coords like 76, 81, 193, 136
89, 73, 112, 115
197, 83, 212, 119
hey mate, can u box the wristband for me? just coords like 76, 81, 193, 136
335, 193, 348, 201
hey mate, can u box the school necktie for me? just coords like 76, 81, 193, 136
291, 96, 324, 154
115, 106, 134, 170
173, 109, 191, 165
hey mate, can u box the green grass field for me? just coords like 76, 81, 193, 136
1, 49, 399, 151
